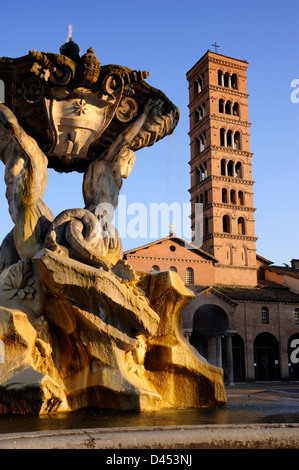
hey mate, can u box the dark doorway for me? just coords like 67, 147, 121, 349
190, 330, 208, 360
221, 334, 245, 383
254, 333, 280, 381
232, 334, 246, 382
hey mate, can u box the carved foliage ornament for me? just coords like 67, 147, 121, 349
1, 258, 35, 300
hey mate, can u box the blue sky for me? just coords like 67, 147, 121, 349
0, 0, 298, 266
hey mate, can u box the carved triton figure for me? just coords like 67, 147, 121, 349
0, 39, 226, 414
0, 41, 179, 271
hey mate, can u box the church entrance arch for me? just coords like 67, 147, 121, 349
254, 333, 280, 381
189, 304, 235, 384
288, 333, 299, 381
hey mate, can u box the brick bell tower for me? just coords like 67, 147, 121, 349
186, 50, 258, 285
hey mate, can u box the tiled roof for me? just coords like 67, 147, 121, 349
190, 284, 299, 303
266, 265, 299, 280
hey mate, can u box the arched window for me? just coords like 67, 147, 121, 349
221, 159, 227, 176
195, 137, 201, 155
233, 102, 239, 116
294, 308, 299, 325
200, 163, 207, 180
227, 160, 234, 177
169, 266, 177, 272
219, 99, 224, 113
151, 265, 160, 271
220, 128, 226, 147
200, 193, 203, 204
238, 190, 244, 205
222, 188, 228, 203
230, 189, 236, 204
238, 217, 246, 235
261, 307, 269, 324
224, 72, 230, 87
240, 245, 248, 266
196, 104, 205, 121
218, 70, 224, 86
196, 133, 206, 153
227, 129, 232, 147
201, 133, 206, 151
204, 217, 209, 236
204, 190, 208, 206
234, 132, 240, 150
225, 100, 232, 115
194, 74, 204, 96
231, 73, 238, 89
185, 267, 194, 285
235, 161, 242, 177
223, 215, 231, 233
195, 167, 200, 185
225, 244, 233, 265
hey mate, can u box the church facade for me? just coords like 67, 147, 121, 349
124, 51, 299, 384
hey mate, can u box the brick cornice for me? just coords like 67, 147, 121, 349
125, 255, 214, 265
189, 202, 256, 213
188, 85, 249, 109
189, 146, 253, 164
203, 232, 258, 242
189, 175, 254, 192
188, 115, 250, 139
187, 53, 248, 83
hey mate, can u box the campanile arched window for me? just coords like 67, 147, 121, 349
222, 215, 231, 233
238, 190, 244, 205
222, 188, 228, 203
238, 217, 246, 235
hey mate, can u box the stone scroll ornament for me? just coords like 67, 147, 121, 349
0, 38, 226, 414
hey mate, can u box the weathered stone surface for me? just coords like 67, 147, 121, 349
1, 424, 299, 449
0, 305, 67, 414
0, 40, 226, 414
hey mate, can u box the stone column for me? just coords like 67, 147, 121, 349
228, 74, 232, 88
208, 336, 217, 366
216, 335, 222, 368
221, 72, 224, 87
224, 130, 227, 147
183, 329, 192, 342
232, 160, 236, 177
226, 333, 234, 385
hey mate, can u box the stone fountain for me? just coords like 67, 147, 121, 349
0, 38, 226, 414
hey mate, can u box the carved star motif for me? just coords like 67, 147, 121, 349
72, 99, 88, 116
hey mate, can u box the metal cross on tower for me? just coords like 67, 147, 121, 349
212, 42, 220, 53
